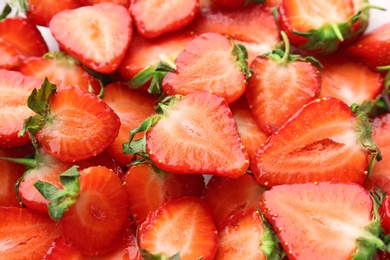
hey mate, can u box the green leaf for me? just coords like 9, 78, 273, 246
27, 78, 57, 115
0, 3, 12, 19
230, 40, 252, 81
123, 117, 155, 155
139, 249, 181, 260
260, 212, 285, 260
128, 65, 157, 89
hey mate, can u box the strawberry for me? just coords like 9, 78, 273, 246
124, 91, 250, 178
79, 0, 130, 7
0, 39, 21, 69
203, 174, 266, 230
123, 163, 205, 225
162, 32, 251, 103
35, 166, 129, 256
49, 2, 132, 74
212, 0, 264, 9
250, 97, 379, 187
0, 16, 48, 59
276, 0, 370, 54
21, 0, 82, 27
229, 96, 269, 161
130, 0, 199, 39
102, 82, 157, 165
0, 69, 43, 148
345, 22, 390, 72
20, 80, 120, 162
0, 207, 60, 259
138, 197, 218, 259
16, 52, 102, 94
318, 51, 384, 106
379, 193, 390, 234
245, 32, 321, 135
259, 182, 385, 259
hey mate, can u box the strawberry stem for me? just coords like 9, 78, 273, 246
280, 31, 291, 64
330, 22, 344, 42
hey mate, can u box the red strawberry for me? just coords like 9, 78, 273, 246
212, 0, 264, 9
124, 91, 250, 178
23, 0, 82, 26
345, 22, 390, 72
250, 97, 377, 187
21, 80, 120, 162
259, 182, 384, 259
0, 69, 43, 148
16, 52, 102, 94
162, 32, 251, 103
35, 166, 129, 256
379, 193, 390, 234
130, 0, 199, 39
123, 163, 205, 225
102, 82, 157, 165
0, 207, 60, 259
276, 0, 369, 54
202, 174, 266, 230
138, 197, 218, 259
245, 32, 321, 135
0, 39, 21, 69
0, 16, 48, 59
49, 2, 132, 74
318, 52, 384, 106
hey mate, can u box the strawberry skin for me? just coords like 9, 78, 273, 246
251, 97, 369, 187
49, 2, 132, 74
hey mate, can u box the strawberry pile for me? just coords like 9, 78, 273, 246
1, 0, 390, 259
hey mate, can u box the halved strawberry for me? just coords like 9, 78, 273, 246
138, 197, 218, 259
0, 69, 43, 148
245, 32, 321, 135
202, 174, 266, 230
250, 97, 377, 187
0, 39, 21, 69
0, 207, 60, 259
17, 52, 102, 94
345, 22, 390, 72
49, 2, 132, 74
124, 91, 250, 178
318, 52, 384, 106
162, 32, 251, 103
259, 182, 385, 259
20, 80, 121, 162
123, 163, 205, 225
130, 0, 199, 39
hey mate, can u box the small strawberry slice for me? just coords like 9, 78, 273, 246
0, 207, 60, 259
0, 16, 48, 59
35, 166, 129, 256
246, 32, 321, 135
251, 97, 378, 187
49, 2, 132, 74
202, 174, 266, 230
345, 22, 390, 72
20, 79, 120, 162
124, 91, 250, 178
0, 69, 43, 148
162, 32, 251, 103
17, 52, 102, 94
123, 163, 205, 225
318, 52, 384, 106
0, 39, 20, 69
138, 197, 218, 259
130, 0, 199, 39
259, 182, 385, 259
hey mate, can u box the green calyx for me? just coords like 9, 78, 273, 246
260, 212, 285, 260
230, 38, 252, 81
139, 250, 181, 260
34, 165, 80, 221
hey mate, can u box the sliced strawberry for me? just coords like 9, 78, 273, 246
124, 92, 250, 178
202, 174, 266, 230
0, 69, 43, 148
102, 82, 157, 165
123, 163, 205, 225
79, 0, 130, 7
130, 0, 199, 39
212, 0, 264, 9
379, 193, 390, 234
162, 32, 251, 103
229, 96, 269, 161
250, 97, 374, 187
138, 197, 218, 259
21, 81, 120, 162
0, 207, 60, 259
23, 0, 82, 26
259, 182, 384, 259
0, 16, 48, 59
318, 52, 384, 106
49, 2, 132, 74
16, 52, 102, 94
0, 39, 21, 69
345, 22, 390, 72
